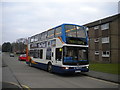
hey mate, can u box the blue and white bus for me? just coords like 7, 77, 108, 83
26, 24, 89, 74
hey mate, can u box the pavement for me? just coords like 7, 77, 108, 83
2, 59, 22, 89
2, 56, 29, 89
83, 70, 120, 84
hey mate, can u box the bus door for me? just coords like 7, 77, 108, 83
51, 48, 55, 64
55, 48, 62, 65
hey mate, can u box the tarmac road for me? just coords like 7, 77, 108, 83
2, 53, 119, 89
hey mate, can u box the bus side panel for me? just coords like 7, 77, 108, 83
26, 60, 89, 74
32, 62, 48, 71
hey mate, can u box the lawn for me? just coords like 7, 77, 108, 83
89, 63, 120, 75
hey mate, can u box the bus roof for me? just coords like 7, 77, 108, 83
30, 23, 86, 38
50, 23, 85, 30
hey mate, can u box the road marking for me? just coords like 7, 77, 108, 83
21, 84, 31, 90
85, 76, 119, 85
3, 82, 31, 90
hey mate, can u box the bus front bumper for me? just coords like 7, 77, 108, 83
52, 65, 89, 74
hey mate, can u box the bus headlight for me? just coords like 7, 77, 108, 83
65, 67, 69, 69
63, 67, 69, 69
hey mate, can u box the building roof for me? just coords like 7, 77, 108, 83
84, 14, 120, 28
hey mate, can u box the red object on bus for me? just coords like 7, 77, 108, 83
18, 54, 27, 61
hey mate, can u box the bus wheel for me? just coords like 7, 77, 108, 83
48, 63, 52, 73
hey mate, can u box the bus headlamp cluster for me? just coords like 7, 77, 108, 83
63, 67, 69, 69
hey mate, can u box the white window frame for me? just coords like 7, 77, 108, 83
101, 23, 109, 30
95, 51, 99, 55
94, 26, 99, 30
102, 51, 110, 57
102, 37, 109, 43
30, 37, 34, 42
94, 38, 99, 42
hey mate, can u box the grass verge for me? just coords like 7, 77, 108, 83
89, 63, 120, 75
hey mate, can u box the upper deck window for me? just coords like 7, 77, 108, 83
76, 26, 86, 38
48, 29, 54, 39
30, 36, 35, 42
55, 26, 62, 37
65, 25, 76, 37
65, 25, 86, 38
38, 34, 41, 41
34, 35, 39, 42
41, 31, 47, 41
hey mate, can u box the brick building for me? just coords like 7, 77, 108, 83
84, 14, 120, 63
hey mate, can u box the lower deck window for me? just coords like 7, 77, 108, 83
33, 50, 39, 58
40, 49, 43, 59
29, 49, 43, 59
46, 48, 51, 60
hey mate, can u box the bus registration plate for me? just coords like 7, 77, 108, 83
75, 70, 81, 73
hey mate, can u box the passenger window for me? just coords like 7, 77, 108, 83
55, 26, 62, 37
40, 49, 43, 59
48, 29, 55, 39
46, 48, 51, 60
33, 50, 38, 58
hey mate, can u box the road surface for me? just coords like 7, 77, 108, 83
2, 53, 119, 89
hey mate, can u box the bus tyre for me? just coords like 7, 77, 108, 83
48, 63, 52, 73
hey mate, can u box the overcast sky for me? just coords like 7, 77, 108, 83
1, 0, 119, 45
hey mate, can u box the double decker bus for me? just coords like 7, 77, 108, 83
26, 24, 89, 74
